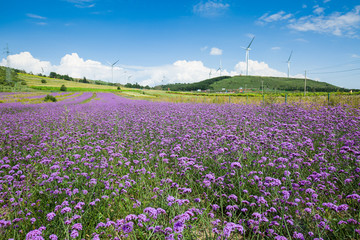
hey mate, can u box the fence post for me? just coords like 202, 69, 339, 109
262, 94, 265, 104
246, 94, 248, 104
328, 93, 330, 104
229, 96, 231, 104
285, 94, 287, 104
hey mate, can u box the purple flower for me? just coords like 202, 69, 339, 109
144, 207, 158, 219
282, 190, 290, 200
26, 230, 44, 240
293, 231, 305, 240
173, 221, 185, 233
230, 162, 242, 169
72, 223, 83, 231
228, 194, 238, 201
122, 221, 134, 233
61, 207, 72, 214
304, 208, 312, 214
125, 214, 138, 221
337, 204, 349, 211
212, 204, 220, 211
47, 212, 56, 221
49, 234, 58, 240
167, 195, 175, 202
74, 202, 85, 210
70, 230, 79, 239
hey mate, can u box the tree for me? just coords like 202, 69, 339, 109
60, 84, 67, 91
49, 72, 57, 78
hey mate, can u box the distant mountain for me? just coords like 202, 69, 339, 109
158, 75, 349, 92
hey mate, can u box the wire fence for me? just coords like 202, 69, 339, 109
142, 93, 360, 107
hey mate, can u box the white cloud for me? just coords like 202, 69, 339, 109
0, 52, 52, 74
313, 5, 325, 15
323, 0, 331, 3
26, 13, 47, 20
246, 33, 255, 38
258, 11, 293, 24
65, 0, 95, 8
200, 46, 208, 51
2, 52, 305, 87
193, 1, 230, 17
0, 52, 223, 86
210, 47, 223, 55
352, 54, 360, 58
288, 5, 360, 37
75, 3, 95, 8
294, 38, 309, 43
271, 46, 281, 50
234, 60, 288, 77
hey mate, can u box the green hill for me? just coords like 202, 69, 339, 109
159, 75, 347, 93
0, 66, 24, 87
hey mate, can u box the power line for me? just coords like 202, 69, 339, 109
307, 59, 360, 71
309, 67, 360, 75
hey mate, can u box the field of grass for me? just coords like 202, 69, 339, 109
18, 73, 120, 91
0, 93, 359, 239
115, 89, 360, 107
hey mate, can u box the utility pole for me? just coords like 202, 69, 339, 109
304, 70, 307, 96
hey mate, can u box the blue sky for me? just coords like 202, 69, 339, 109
1, 0, 360, 88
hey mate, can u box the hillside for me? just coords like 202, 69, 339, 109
159, 75, 346, 92
18, 73, 120, 91
0, 66, 24, 86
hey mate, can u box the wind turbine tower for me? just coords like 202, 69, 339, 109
242, 37, 255, 76
217, 59, 222, 77
209, 70, 212, 79
287, 51, 293, 78
108, 60, 119, 83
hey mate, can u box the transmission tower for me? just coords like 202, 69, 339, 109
4, 44, 12, 83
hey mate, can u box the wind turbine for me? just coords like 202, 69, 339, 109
107, 60, 119, 83
217, 59, 222, 77
242, 36, 255, 76
209, 70, 212, 79
287, 51, 293, 78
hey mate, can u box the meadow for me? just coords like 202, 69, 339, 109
0, 92, 359, 240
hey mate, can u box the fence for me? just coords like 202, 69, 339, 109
143, 93, 360, 107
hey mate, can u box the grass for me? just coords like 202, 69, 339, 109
80, 92, 98, 104
18, 73, 120, 91
159, 75, 347, 92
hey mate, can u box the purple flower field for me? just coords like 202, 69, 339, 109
0, 92, 359, 240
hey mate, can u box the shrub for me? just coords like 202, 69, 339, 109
21, 81, 27, 85
44, 94, 57, 102
41, 79, 47, 84
117, 86, 121, 90
60, 85, 67, 91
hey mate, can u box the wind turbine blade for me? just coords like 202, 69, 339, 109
106, 61, 112, 66
247, 37, 255, 49
112, 60, 120, 66
288, 51, 293, 62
